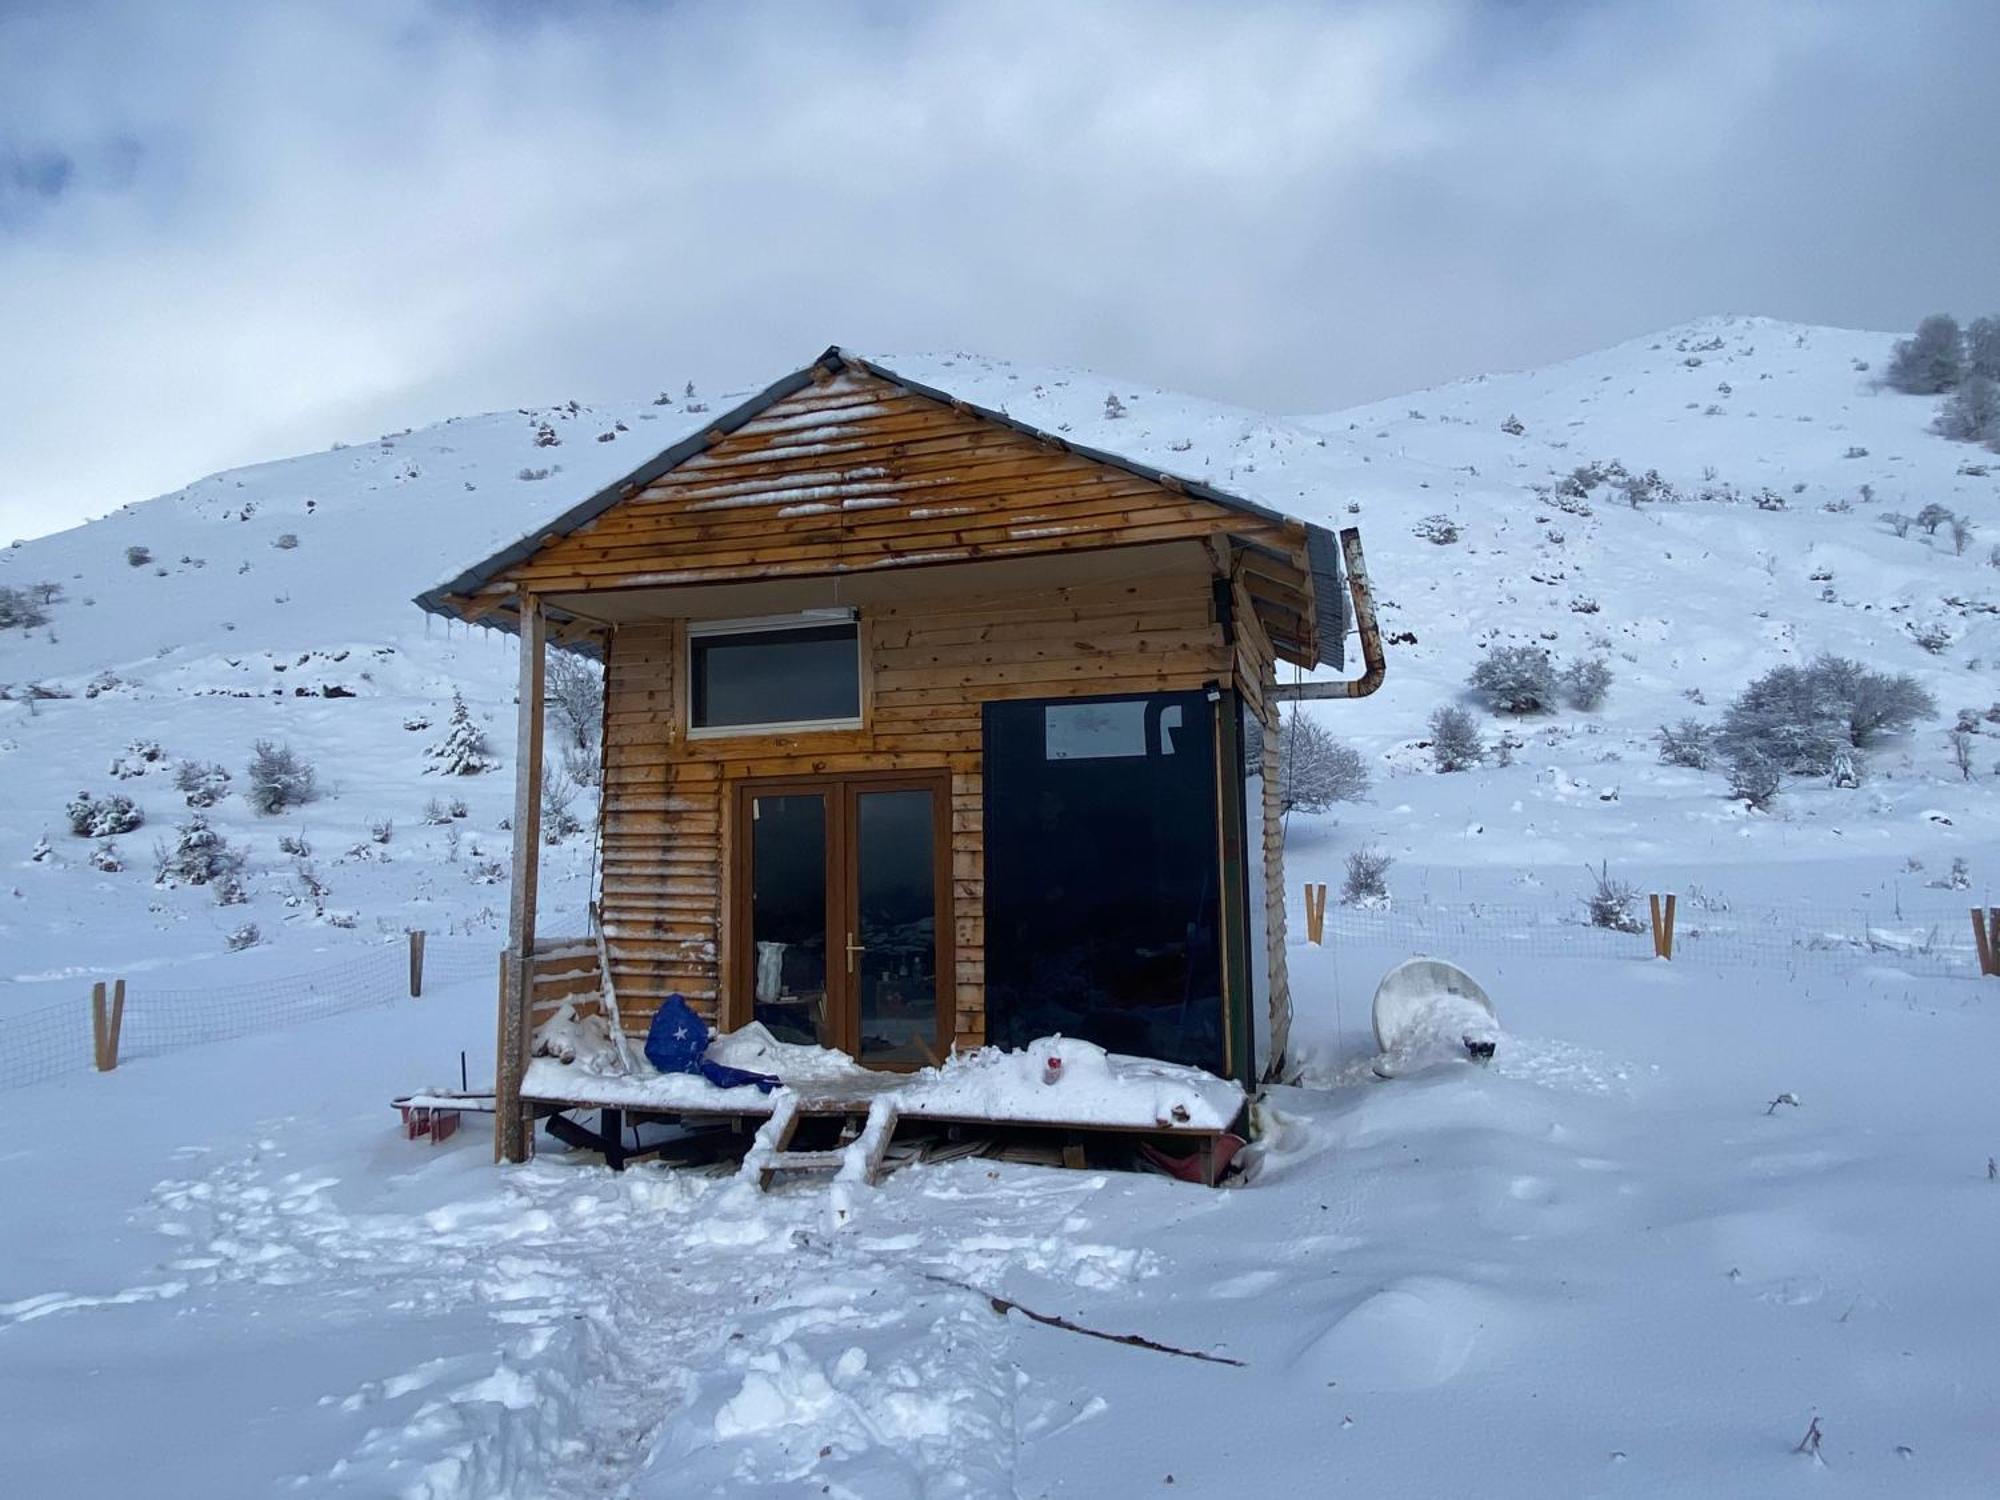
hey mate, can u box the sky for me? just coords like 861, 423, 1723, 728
3, 0, 1997, 541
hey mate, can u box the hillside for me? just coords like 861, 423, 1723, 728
4, 316, 1998, 990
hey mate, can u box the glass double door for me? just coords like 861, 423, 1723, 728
735, 774, 949, 1069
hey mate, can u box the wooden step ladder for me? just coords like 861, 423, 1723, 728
746, 1093, 899, 1191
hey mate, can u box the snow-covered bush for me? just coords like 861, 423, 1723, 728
1584, 861, 1644, 933
226, 923, 261, 951
1339, 846, 1393, 906
1469, 644, 1559, 714
1717, 657, 1935, 777
1500, 413, 1524, 436
246, 740, 318, 814
1885, 314, 1963, 394
1560, 657, 1613, 711
1656, 718, 1715, 769
1412, 514, 1460, 545
1969, 316, 2000, 381
88, 841, 124, 873
1949, 729, 1976, 781
110, 740, 165, 778
427, 690, 496, 775
560, 743, 600, 789
1428, 705, 1484, 772
1725, 748, 1782, 809
1276, 711, 1368, 812
541, 767, 584, 844
172, 759, 231, 808
1949, 513, 1977, 555
0, 585, 49, 630
1880, 511, 1914, 538
1916, 503, 1956, 536
126, 544, 152, 568
272, 532, 300, 550
369, 817, 394, 844
154, 814, 247, 889
1907, 619, 1953, 655
1103, 392, 1127, 420
276, 832, 310, 857
546, 652, 604, 750
66, 791, 143, 838
1936, 375, 2000, 444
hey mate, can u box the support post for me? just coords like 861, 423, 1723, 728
408, 929, 426, 998
1650, 894, 1678, 960
1212, 687, 1255, 1092
107, 979, 125, 1070
1304, 884, 1328, 945
1974, 908, 2000, 977
498, 592, 548, 1164
91, 981, 107, 1071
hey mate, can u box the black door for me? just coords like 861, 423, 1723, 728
981, 691, 1224, 1073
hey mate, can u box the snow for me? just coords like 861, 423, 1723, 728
5, 317, 2000, 1494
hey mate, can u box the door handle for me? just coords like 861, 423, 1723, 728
845, 932, 866, 974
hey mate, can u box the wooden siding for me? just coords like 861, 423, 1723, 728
596, 570, 1235, 1046
483, 369, 1312, 627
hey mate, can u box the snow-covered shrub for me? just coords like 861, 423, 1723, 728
427, 690, 496, 775
246, 740, 317, 814
226, 923, 260, 952
1880, 511, 1914, 538
290, 859, 330, 916
1428, 705, 1484, 772
541, 767, 584, 844
369, 817, 394, 844
1656, 720, 1720, 768
126, 544, 152, 567
1560, 657, 1613, 711
1725, 748, 1782, 809
1103, 392, 1127, 420
1916, 503, 1956, 536
1936, 375, 2000, 444
66, 792, 143, 837
0, 585, 48, 630
1469, 644, 1559, 714
1907, 620, 1953, 655
1500, 413, 1524, 436
1276, 711, 1369, 812
272, 532, 300, 550
1718, 657, 1934, 778
29, 834, 51, 863
1339, 846, 1393, 906
110, 740, 166, 778
421, 796, 453, 826
276, 832, 310, 857
1949, 513, 1977, 556
560, 743, 600, 789
1949, 729, 1976, 780
154, 814, 247, 888
88, 841, 123, 873
173, 760, 231, 807
1827, 745, 1862, 788
1412, 514, 1460, 545
1885, 314, 1963, 394
1969, 316, 2000, 381
1584, 861, 1644, 933
546, 651, 604, 750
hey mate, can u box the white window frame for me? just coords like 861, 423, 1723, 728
685, 612, 864, 738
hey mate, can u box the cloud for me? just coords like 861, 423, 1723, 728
3, 0, 1996, 538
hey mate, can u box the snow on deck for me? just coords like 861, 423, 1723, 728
522, 1026, 1245, 1133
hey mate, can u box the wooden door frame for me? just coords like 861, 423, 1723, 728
728, 768, 954, 1070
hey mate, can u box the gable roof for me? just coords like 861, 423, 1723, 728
417, 346, 1345, 668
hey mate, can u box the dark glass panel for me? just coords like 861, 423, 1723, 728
982, 691, 1223, 1073
748, 792, 832, 1047
691, 625, 858, 729
854, 789, 938, 1066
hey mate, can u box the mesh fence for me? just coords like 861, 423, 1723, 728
1313, 897, 1992, 981
0, 935, 502, 1092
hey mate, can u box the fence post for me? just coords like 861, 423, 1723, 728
1650, 894, 1677, 960
91, 981, 107, 1071
409, 929, 427, 998
1304, 883, 1328, 945
106, 979, 126, 1070
1973, 908, 2000, 977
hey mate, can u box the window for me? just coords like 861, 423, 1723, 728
688, 617, 861, 733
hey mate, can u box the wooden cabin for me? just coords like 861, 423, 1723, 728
419, 348, 1380, 1163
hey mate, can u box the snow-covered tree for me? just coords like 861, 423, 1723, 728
1339, 846, 1393, 906
1428, 705, 1484, 772
1656, 718, 1715, 769
1469, 644, 1559, 714
1276, 711, 1369, 812
427, 691, 496, 776
1966, 315, 2000, 382
1560, 657, 1614, 711
546, 652, 604, 751
66, 792, 143, 838
1885, 313, 1963, 394
154, 814, 247, 888
246, 740, 317, 813
1936, 374, 2000, 444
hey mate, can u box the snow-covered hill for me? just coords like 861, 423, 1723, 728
4, 316, 1999, 987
